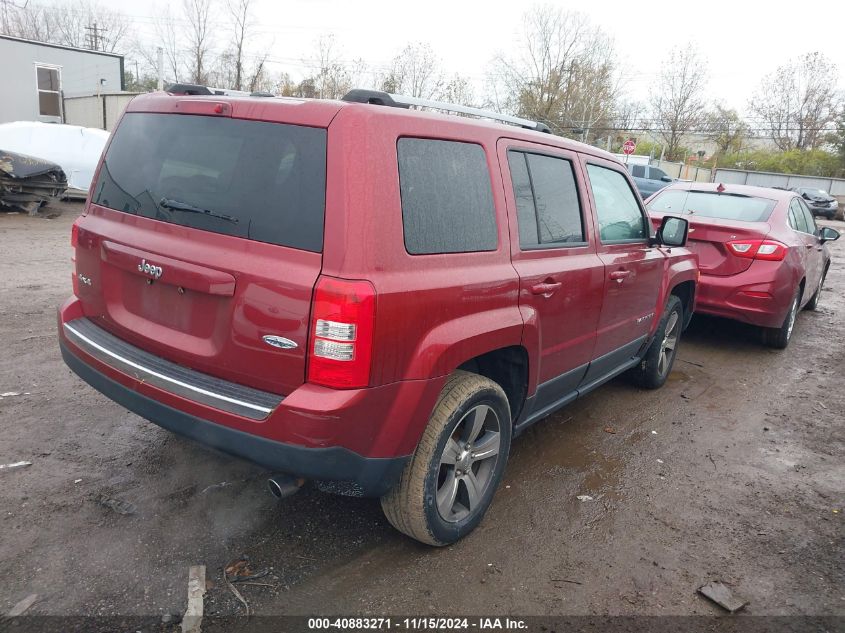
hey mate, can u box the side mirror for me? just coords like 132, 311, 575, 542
655, 215, 689, 247
661, 175, 673, 182
802, 192, 811, 199
819, 226, 840, 243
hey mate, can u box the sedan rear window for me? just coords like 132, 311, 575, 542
92, 112, 327, 252
646, 189, 776, 223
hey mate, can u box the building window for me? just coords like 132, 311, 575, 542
36, 65, 62, 117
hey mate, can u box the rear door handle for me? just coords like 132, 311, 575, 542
531, 282, 562, 296
609, 270, 631, 283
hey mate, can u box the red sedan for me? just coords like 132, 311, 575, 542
646, 182, 840, 348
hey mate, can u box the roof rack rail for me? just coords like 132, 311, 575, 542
164, 83, 213, 96
341, 89, 551, 133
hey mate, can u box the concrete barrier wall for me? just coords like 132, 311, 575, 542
714, 169, 845, 197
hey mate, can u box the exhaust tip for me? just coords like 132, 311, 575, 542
267, 474, 304, 500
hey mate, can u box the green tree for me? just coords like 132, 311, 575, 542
123, 71, 158, 92
703, 105, 750, 155
827, 107, 845, 176
716, 149, 841, 177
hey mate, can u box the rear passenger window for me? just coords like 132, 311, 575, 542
631, 165, 646, 178
507, 151, 584, 248
398, 138, 497, 254
586, 164, 647, 242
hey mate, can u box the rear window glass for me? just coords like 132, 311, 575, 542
92, 112, 327, 252
397, 138, 497, 255
646, 189, 776, 223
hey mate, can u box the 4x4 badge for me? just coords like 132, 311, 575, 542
138, 259, 163, 279
262, 335, 298, 350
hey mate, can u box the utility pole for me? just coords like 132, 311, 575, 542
84, 22, 107, 51
157, 46, 164, 90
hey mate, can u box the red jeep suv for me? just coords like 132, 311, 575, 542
58, 89, 697, 545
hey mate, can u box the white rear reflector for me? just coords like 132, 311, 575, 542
314, 339, 355, 361
315, 319, 357, 341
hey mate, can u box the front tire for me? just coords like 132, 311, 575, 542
628, 295, 683, 389
381, 371, 511, 546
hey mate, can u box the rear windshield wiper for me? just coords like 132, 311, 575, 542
159, 197, 239, 224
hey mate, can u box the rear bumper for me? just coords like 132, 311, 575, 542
61, 340, 407, 496
58, 299, 445, 497
694, 261, 793, 329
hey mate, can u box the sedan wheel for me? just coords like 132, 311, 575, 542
805, 268, 827, 311
764, 290, 800, 349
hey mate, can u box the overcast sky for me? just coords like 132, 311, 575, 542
118, 0, 844, 113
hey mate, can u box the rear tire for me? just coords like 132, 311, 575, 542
628, 295, 683, 389
763, 288, 800, 349
805, 268, 827, 311
381, 370, 511, 546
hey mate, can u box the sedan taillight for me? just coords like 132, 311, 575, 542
726, 239, 787, 262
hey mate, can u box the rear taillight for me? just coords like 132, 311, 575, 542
727, 239, 787, 261
307, 276, 376, 389
71, 220, 80, 249
70, 219, 80, 296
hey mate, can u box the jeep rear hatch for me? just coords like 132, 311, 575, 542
647, 189, 776, 277
74, 106, 330, 396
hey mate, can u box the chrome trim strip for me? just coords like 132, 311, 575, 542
63, 323, 272, 415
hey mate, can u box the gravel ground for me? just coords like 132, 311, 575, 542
0, 201, 842, 625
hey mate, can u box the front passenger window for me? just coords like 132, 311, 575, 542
798, 199, 817, 235
790, 199, 810, 234
586, 164, 647, 242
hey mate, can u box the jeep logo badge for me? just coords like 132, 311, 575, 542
138, 259, 163, 279
262, 335, 298, 350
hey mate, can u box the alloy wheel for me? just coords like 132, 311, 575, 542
657, 309, 680, 378
436, 404, 502, 523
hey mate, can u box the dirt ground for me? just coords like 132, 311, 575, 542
1, 201, 843, 625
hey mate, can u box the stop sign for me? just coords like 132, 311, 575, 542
622, 139, 637, 155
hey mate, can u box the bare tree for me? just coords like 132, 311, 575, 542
300, 35, 360, 99
227, 0, 254, 91
131, 6, 182, 85
440, 74, 475, 106
1, 0, 129, 52
750, 52, 841, 151
1, 2, 56, 42
183, 0, 214, 85
491, 6, 620, 139
703, 105, 750, 154
381, 43, 444, 99
650, 46, 708, 161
